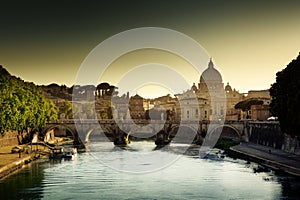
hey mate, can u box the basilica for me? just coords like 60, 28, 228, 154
175, 59, 245, 121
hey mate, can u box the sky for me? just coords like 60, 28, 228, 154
1, 0, 300, 98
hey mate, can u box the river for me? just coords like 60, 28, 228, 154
1, 141, 299, 200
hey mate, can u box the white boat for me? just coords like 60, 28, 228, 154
64, 148, 77, 160
203, 149, 225, 160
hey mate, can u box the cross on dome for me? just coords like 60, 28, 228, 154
208, 58, 214, 68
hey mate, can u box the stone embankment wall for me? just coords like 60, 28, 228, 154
249, 125, 283, 149
283, 134, 299, 154
0, 131, 19, 147
0, 155, 34, 179
249, 125, 299, 154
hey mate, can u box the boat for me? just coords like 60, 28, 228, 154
63, 148, 77, 160
203, 149, 225, 160
49, 146, 65, 159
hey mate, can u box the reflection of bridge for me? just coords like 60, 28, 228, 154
42, 119, 280, 147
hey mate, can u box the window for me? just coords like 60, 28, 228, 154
187, 110, 189, 119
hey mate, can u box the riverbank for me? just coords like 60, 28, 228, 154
229, 142, 300, 176
0, 145, 49, 179
214, 138, 239, 152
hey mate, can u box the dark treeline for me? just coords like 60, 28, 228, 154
39, 82, 118, 100
270, 53, 300, 138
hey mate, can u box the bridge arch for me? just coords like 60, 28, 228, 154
85, 127, 113, 143
43, 125, 76, 137
120, 124, 159, 140
42, 124, 79, 144
169, 124, 199, 136
169, 124, 199, 143
209, 124, 241, 141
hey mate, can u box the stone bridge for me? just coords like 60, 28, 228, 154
42, 119, 280, 148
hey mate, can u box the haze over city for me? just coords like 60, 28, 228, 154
1, 0, 300, 98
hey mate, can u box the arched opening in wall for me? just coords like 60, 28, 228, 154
220, 126, 240, 141
66, 129, 74, 140
207, 125, 240, 150
129, 126, 156, 141
171, 125, 197, 144
85, 127, 112, 143
44, 125, 76, 145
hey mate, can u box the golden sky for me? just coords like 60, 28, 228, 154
1, 0, 299, 98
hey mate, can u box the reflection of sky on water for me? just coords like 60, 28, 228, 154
2, 141, 299, 199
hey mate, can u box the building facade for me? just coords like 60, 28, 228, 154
129, 94, 145, 119
175, 59, 228, 121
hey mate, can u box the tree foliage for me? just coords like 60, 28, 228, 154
270, 53, 300, 137
234, 99, 263, 111
40, 83, 72, 100
58, 100, 73, 119
0, 66, 58, 136
57, 101, 98, 120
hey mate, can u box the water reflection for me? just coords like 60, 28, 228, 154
0, 160, 45, 200
0, 142, 299, 200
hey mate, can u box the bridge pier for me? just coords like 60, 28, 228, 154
113, 131, 130, 146
155, 130, 170, 146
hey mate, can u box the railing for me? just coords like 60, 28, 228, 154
47, 119, 279, 125
48, 119, 209, 124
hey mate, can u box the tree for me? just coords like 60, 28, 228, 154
58, 100, 73, 119
235, 99, 264, 111
0, 65, 58, 138
270, 53, 300, 138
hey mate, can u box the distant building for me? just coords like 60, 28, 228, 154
225, 83, 245, 120
175, 90, 210, 121
129, 94, 145, 119
251, 104, 270, 121
111, 95, 129, 120
247, 90, 270, 100
246, 90, 271, 120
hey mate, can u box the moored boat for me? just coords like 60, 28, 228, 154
49, 146, 65, 159
63, 148, 77, 160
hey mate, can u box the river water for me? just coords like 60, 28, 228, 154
1, 141, 300, 200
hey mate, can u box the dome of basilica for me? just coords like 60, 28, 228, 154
200, 59, 223, 83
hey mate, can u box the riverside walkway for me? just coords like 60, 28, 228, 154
0, 146, 32, 179
230, 143, 300, 176
0, 144, 49, 179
